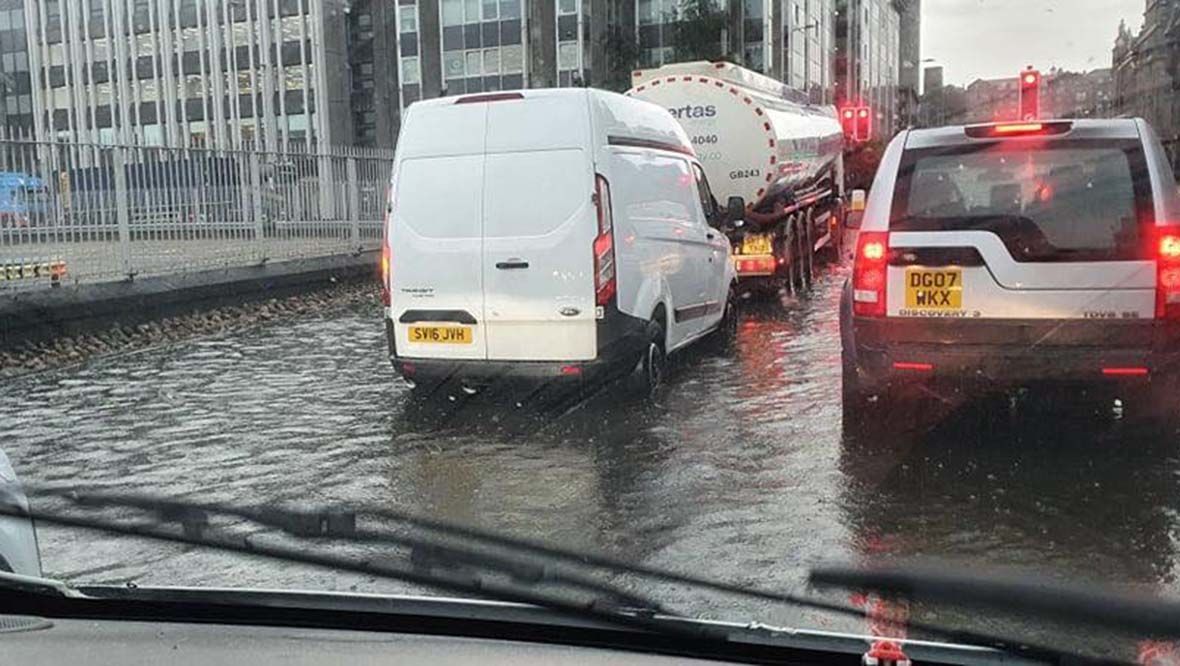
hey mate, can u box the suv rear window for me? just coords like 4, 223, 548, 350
891, 139, 1153, 262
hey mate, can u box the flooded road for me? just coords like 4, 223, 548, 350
3, 258, 1180, 653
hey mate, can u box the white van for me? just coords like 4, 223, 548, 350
381, 88, 739, 396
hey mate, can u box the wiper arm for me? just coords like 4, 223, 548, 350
9, 491, 712, 639
49, 488, 661, 614
812, 563, 1180, 655
13, 486, 1057, 659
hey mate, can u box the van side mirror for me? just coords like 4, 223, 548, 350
845, 189, 867, 228
726, 196, 746, 225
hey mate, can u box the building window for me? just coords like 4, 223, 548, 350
285, 67, 305, 90
465, 0, 479, 23
444, 50, 465, 77
442, 0, 463, 26
501, 44, 522, 73
482, 48, 499, 74
559, 0, 577, 14
482, 0, 498, 20
499, 0, 520, 19
558, 42, 578, 70
401, 56, 420, 84
465, 50, 481, 76
399, 5, 418, 32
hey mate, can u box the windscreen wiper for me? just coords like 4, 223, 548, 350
812, 563, 1180, 655
5, 486, 1066, 660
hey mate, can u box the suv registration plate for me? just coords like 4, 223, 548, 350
408, 325, 472, 344
904, 268, 962, 310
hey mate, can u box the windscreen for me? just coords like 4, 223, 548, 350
891, 140, 1152, 261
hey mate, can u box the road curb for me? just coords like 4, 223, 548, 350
0, 251, 378, 350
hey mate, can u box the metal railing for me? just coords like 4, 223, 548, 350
0, 137, 393, 291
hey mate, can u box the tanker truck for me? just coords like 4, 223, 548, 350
626, 61, 845, 294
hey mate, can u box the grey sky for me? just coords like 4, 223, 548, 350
922, 0, 1145, 87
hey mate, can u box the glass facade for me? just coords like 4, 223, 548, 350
439, 0, 523, 95
26, 0, 327, 149
0, 1, 31, 135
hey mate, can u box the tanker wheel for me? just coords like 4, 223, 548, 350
777, 229, 796, 296
800, 213, 815, 292
791, 219, 808, 294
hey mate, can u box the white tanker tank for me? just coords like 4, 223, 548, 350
625, 61, 844, 212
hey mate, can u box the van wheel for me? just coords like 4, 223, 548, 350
630, 321, 666, 399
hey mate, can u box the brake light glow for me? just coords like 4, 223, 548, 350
593, 175, 616, 306
994, 123, 1043, 134
1157, 231, 1180, 319
853, 231, 889, 317
560, 365, 583, 376
736, 256, 776, 274
893, 362, 933, 372
1102, 367, 1149, 377
455, 92, 524, 104
965, 121, 1071, 139
380, 201, 392, 306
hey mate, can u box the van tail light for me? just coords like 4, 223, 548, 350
852, 231, 889, 317
380, 204, 392, 307
593, 174, 616, 306
1156, 231, 1180, 319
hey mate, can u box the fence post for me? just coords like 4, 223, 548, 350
112, 146, 133, 278
249, 152, 264, 258
346, 155, 359, 248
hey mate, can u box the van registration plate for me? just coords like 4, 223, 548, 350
408, 325, 472, 344
741, 233, 773, 255
904, 268, 963, 310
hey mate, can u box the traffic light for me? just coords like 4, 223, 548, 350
855, 106, 872, 141
840, 106, 872, 142
1019, 69, 1040, 120
841, 107, 856, 138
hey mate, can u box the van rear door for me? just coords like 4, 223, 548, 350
480, 94, 598, 361
885, 133, 1156, 333
389, 102, 489, 360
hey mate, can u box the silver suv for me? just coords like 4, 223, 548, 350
841, 119, 1180, 425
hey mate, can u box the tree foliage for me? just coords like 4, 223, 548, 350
602, 24, 640, 92
670, 0, 728, 63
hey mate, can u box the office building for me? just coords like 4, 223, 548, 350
635, 0, 836, 104
19, 0, 354, 150
896, 0, 918, 126
348, 1, 399, 147
835, 0, 902, 139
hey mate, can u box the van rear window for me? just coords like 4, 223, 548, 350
891, 140, 1153, 262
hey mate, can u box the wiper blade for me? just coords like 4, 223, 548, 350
812, 563, 1180, 636
11, 489, 706, 638
47, 487, 661, 614
14, 486, 1056, 658
812, 563, 1180, 656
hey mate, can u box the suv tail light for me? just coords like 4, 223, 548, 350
1156, 231, 1180, 319
853, 231, 889, 317
593, 174, 616, 306
380, 202, 392, 307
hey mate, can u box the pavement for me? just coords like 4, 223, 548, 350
1, 234, 378, 287
0, 256, 1176, 658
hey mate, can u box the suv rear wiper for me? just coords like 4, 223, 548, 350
5, 486, 1065, 659
812, 563, 1180, 649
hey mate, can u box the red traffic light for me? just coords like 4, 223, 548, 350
1019, 69, 1040, 120
840, 106, 872, 142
